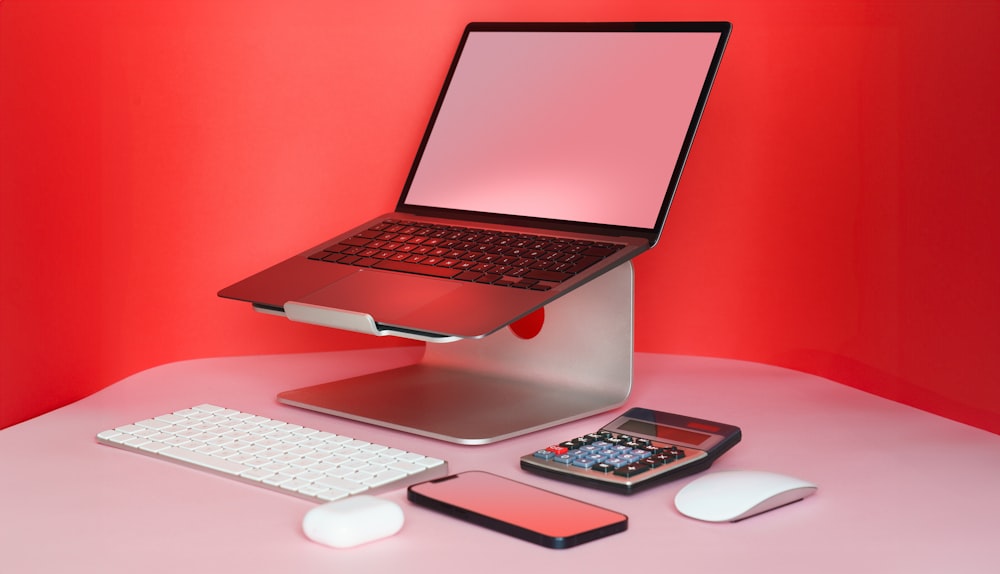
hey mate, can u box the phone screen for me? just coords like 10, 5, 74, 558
407, 471, 627, 548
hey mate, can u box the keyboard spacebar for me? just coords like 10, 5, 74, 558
372, 260, 462, 279
160, 447, 247, 475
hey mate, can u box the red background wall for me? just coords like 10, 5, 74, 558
2, 0, 998, 433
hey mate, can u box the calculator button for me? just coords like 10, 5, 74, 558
533, 450, 556, 460
546, 445, 569, 456
613, 463, 650, 478
651, 453, 676, 465
592, 463, 616, 474
643, 457, 662, 468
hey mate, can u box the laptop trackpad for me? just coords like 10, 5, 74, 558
296, 269, 463, 325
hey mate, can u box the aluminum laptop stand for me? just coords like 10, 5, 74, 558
275, 262, 634, 445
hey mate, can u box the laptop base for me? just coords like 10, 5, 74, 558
277, 263, 634, 445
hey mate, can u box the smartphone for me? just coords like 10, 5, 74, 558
407, 471, 627, 549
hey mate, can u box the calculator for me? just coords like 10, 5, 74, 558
520, 407, 742, 494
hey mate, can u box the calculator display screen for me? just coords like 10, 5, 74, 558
617, 419, 711, 446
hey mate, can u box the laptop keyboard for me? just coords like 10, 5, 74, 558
308, 220, 625, 291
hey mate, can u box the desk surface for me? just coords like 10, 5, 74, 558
3, 348, 998, 573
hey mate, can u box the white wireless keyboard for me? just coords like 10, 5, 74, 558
96, 404, 448, 502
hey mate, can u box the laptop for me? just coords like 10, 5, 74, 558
219, 22, 731, 341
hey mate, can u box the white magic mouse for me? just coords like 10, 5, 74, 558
302, 495, 404, 548
674, 470, 817, 522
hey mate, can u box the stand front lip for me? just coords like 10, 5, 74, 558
283, 301, 464, 343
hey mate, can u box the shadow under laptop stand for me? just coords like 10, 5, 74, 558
276, 263, 634, 445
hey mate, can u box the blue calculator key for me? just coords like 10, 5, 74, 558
572, 459, 596, 469
553, 454, 576, 465
533, 449, 556, 460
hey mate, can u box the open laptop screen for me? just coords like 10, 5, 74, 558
399, 24, 728, 234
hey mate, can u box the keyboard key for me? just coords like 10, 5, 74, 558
316, 476, 368, 495
387, 460, 425, 474
417, 457, 445, 468
372, 259, 462, 279
523, 269, 573, 282
160, 446, 248, 475
365, 469, 408, 488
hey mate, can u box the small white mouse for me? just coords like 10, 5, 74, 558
674, 470, 817, 522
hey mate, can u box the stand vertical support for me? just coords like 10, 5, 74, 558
278, 262, 634, 444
